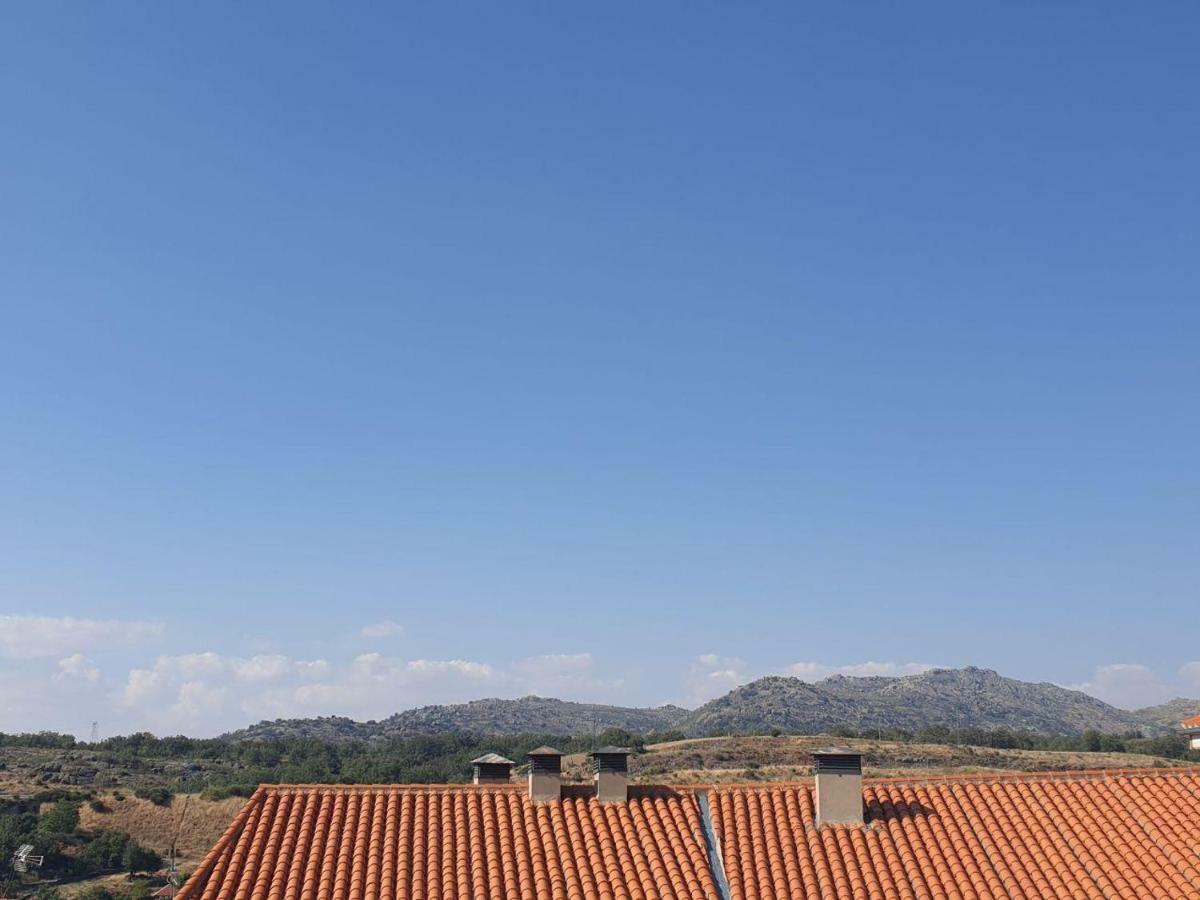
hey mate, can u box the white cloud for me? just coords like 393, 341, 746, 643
1068, 663, 1171, 709
295, 659, 331, 678
405, 658, 496, 679
156, 652, 227, 678
512, 653, 594, 675
0, 615, 163, 659
361, 620, 404, 639
1179, 662, 1200, 690
236, 654, 292, 682
686, 654, 750, 704
783, 661, 938, 681
120, 654, 227, 709
169, 681, 227, 728
123, 668, 163, 706
20, 619, 1200, 740
56, 653, 100, 682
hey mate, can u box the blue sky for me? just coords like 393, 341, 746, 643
2, 3, 1198, 736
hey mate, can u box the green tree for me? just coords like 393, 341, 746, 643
0, 810, 38, 861
122, 841, 162, 874
81, 830, 132, 870
38, 800, 80, 836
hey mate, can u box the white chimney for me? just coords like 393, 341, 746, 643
812, 748, 863, 826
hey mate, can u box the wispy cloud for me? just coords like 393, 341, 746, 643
56, 653, 100, 682
110, 649, 610, 735
1066, 663, 1172, 709
0, 614, 163, 659
361, 620, 404, 639
1179, 662, 1200, 690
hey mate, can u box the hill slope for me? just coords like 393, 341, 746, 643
223, 667, 1179, 742
226, 696, 690, 742
1131, 697, 1200, 728
682, 667, 1150, 736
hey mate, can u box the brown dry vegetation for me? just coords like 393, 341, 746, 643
54, 874, 147, 900
626, 734, 1177, 784
77, 794, 250, 866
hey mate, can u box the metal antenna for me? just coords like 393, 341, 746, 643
11, 845, 44, 874
165, 794, 191, 898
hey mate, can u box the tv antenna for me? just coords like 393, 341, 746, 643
164, 794, 191, 898
12, 845, 44, 874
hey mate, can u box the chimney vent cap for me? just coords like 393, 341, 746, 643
812, 748, 862, 776
590, 746, 631, 756
471, 753, 515, 766
526, 746, 563, 757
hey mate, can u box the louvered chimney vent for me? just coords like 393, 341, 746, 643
812, 748, 863, 826
526, 746, 563, 803
471, 753, 515, 785
590, 746, 630, 803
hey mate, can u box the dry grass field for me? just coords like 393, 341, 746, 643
620, 734, 1177, 783
77, 794, 250, 867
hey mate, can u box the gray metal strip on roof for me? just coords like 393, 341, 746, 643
695, 789, 731, 900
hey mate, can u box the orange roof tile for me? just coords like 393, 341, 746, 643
180, 770, 1200, 900
1181, 713, 1200, 729
179, 785, 719, 900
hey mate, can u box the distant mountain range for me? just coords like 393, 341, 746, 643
223, 667, 1199, 742
223, 696, 690, 742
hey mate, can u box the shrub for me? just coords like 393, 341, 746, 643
122, 841, 162, 873
134, 787, 172, 807
81, 829, 134, 870
38, 800, 80, 836
89, 799, 110, 813
199, 784, 254, 801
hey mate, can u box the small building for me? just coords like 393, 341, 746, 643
1182, 713, 1200, 750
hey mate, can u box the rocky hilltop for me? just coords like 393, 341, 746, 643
223, 667, 1189, 741
226, 697, 690, 742
1130, 697, 1200, 729
684, 667, 1156, 736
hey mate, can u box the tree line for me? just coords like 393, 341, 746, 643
2, 723, 1196, 796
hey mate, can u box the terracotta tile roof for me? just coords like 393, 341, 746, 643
711, 770, 1200, 900
1181, 714, 1200, 729
180, 770, 1200, 900
178, 785, 719, 900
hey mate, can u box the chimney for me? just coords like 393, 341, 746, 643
812, 748, 863, 826
526, 746, 563, 803
590, 746, 630, 803
471, 753, 515, 785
